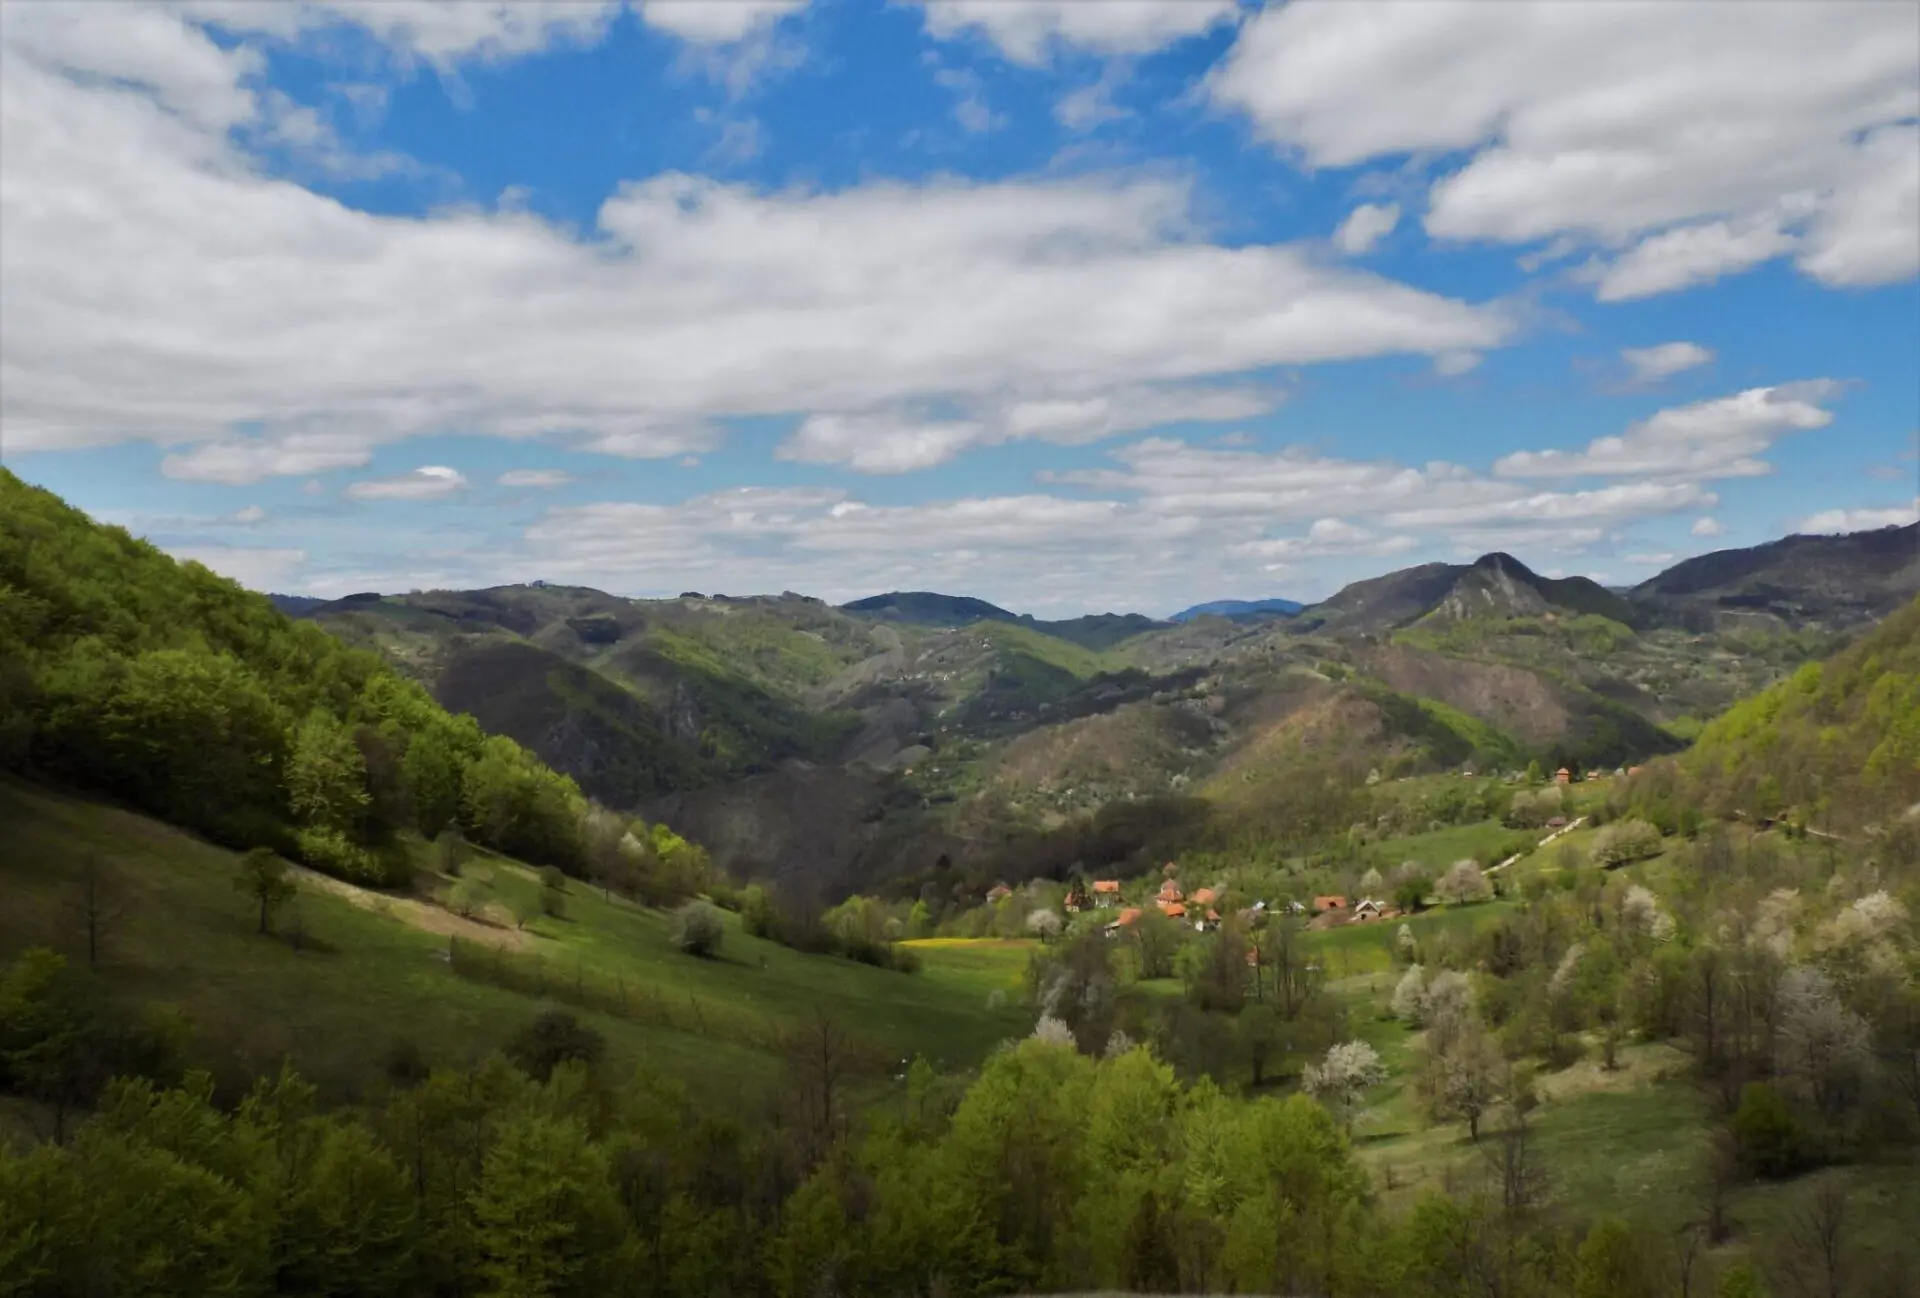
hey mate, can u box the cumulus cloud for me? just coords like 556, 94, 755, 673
164, 543, 309, 591
497, 468, 574, 488
916, 0, 1239, 64
269, 429, 1736, 611
1796, 500, 1919, 534
230, 504, 268, 524
637, 0, 808, 44
1, 6, 1510, 479
1592, 212, 1801, 301
345, 465, 469, 500
1333, 203, 1399, 255
1494, 382, 1839, 480
779, 384, 1279, 473
1622, 342, 1713, 384
1235, 518, 1422, 561
1210, 1, 1920, 298
1691, 516, 1723, 537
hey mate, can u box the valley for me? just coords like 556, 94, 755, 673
3, 468, 1917, 1297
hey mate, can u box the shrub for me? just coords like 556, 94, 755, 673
293, 826, 387, 886
672, 900, 725, 957
504, 1009, 605, 1082
1731, 1081, 1811, 1178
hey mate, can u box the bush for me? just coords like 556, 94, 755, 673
293, 826, 388, 886
672, 901, 725, 957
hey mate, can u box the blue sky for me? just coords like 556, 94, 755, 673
2, 0, 1915, 616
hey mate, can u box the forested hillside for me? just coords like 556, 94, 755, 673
0, 470, 594, 880
1647, 594, 1920, 828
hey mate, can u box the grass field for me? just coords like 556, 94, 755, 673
0, 777, 1026, 1103
1372, 819, 1532, 873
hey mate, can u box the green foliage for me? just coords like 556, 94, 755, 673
1731, 1082, 1811, 1179
1590, 819, 1664, 869
504, 1010, 606, 1083
233, 848, 298, 936
0, 470, 600, 881
1674, 596, 1920, 824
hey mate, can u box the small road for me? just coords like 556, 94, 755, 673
1488, 815, 1588, 873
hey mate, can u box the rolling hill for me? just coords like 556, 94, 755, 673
1627, 521, 1919, 630
1290, 551, 1634, 634
46, 465, 1901, 901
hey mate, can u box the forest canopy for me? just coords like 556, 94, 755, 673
0, 469, 594, 880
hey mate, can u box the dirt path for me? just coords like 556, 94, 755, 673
291, 865, 534, 952
1489, 815, 1588, 873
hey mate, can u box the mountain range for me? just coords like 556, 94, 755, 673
267, 523, 1917, 894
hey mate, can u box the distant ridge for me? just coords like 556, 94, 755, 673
1294, 552, 1632, 634
840, 590, 1169, 650
267, 593, 330, 617
1629, 522, 1919, 629
1170, 598, 1304, 623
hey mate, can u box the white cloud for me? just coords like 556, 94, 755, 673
497, 468, 574, 488
1622, 342, 1713, 384
1624, 552, 1675, 567
933, 66, 1002, 134
1433, 351, 1481, 377
916, 0, 1239, 65
165, 543, 308, 591
1690, 516, 1723, 537
1210, 1, 1920, 298
1798, 125, 1920, 288
1592, 212, 1800, 301
779, 384, 1278, 473
637, 0, 808, 44
1333, 202, 1399, 255
1795, 499, 1920, 534
345, 465, 469, 500
231, 504, 268, 524
1235, 517, 1421, 561
1, 9, 1511, 478
161, 432, 375, 484
281, 430, 1732, 611
781, 413, 989, 474
1055, 65, 1127, 131
183, 0, 624, 66
1379, 481, 1715, 531
1493, 382, 1839, 480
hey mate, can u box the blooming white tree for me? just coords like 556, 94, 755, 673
1395, 922, 1418, 965
1436, 859, 1492, 905
1360, 867, 1384, 894
1392, 964, 1428, 1023
1032, 1014, 1075, 1048
1777, 965, 1873, 1122
1423, 970, 1475, 1033
1026, 908, 1064, 942
1304, 1040, 1388, 1130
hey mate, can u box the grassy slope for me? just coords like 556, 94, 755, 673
0, 778, 1026, 1102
